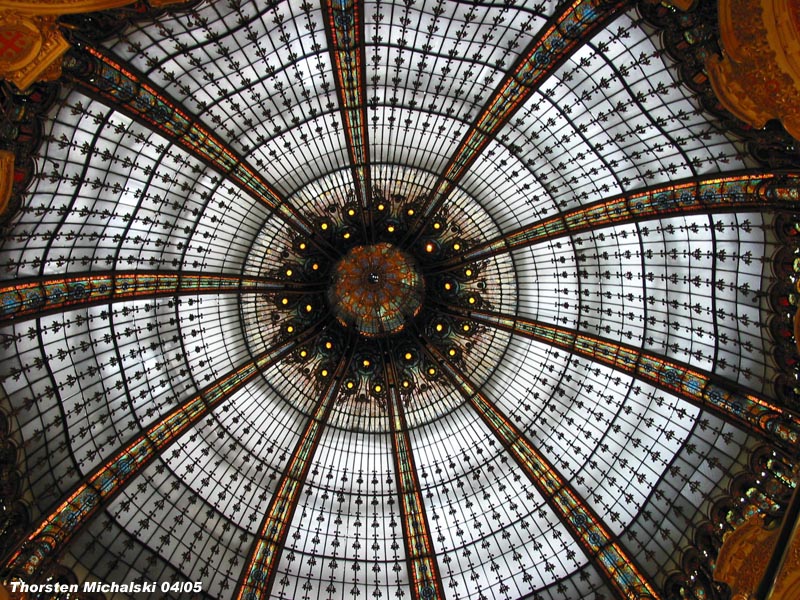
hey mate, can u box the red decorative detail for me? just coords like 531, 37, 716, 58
0, 29, 32, 60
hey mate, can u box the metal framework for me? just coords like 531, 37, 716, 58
324, 0, 374, 239
405, 0, 631, 241
0, 271, 315, 323
234, 342, 354, 600
3, 329, 315, 578
454, 307, 800, 451
426, 343, 661, 600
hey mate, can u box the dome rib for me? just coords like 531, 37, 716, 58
61, 43, 337, 258
1, 1, 798, 598
432, 173, 797, 270
235, 340, 355, 600
447, 306, 800, 450
3, 328, 312, 580
402, 0, 629, 246
325, 0, 374, 240
380, 338, 447, 600
0, 272, 317, 324
423, 342, 659, 599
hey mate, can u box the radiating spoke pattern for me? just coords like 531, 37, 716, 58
405, 0, 631, 240
4, 330, 313, 578
426, 343, 660, 600
324, 0, 374, 238
0, 271, 315, 323
452, 307, 800, 450
1, 1, 797, 599
435, 173, 800, 269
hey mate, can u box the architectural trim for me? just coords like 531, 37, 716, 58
2, 331, 312, 580
458, 308, 800, 451
427, 344, 661, 600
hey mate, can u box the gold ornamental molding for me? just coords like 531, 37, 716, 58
714, 511, 800, 599
0, 12, 69, 90
707, 0, 800, 140
715, 514, 779, 600
0, 0, 186, 90
0, 0, 137, 15
0, 150, 15, 219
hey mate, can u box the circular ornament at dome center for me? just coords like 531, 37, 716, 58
328, 243, 424, 337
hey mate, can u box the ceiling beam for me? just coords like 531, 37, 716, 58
323, 0, 374, 240
433, 173, 799, 269
2, 328, 314, 579
454, 307, 800, 452
62, 44, 337, 257
425, 343, 662, 600
403, 0, 631, 245
234, 341, 353, 600
0, 271, 316, 324
381, 343, 445, 600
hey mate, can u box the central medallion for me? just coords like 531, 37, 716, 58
328, 242, 424, 337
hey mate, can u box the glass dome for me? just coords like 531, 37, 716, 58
1, 1, 799, 599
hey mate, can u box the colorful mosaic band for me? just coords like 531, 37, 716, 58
0, 271, 309, 323
430, 346, 660, 600
465, 309, 800, 450
449, 173, 798, 266
62, 45, 316, 240
385, 365, 445, 600
413, 0, 629, 227
4, 334, 307, 578
235, 352, 351, 600
325, 0, 372, 214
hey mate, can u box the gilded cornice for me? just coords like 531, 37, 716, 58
707, 0, 800, 140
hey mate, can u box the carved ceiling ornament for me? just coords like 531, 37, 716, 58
0, 0, 187, 90
714, 513, 779, 600
0, 151, 13, 219
707, 0, 800, 140
0, 12, 67, 90
714, 508, 800, 600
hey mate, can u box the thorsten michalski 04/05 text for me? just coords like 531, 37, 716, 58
9, 580, 204, 594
